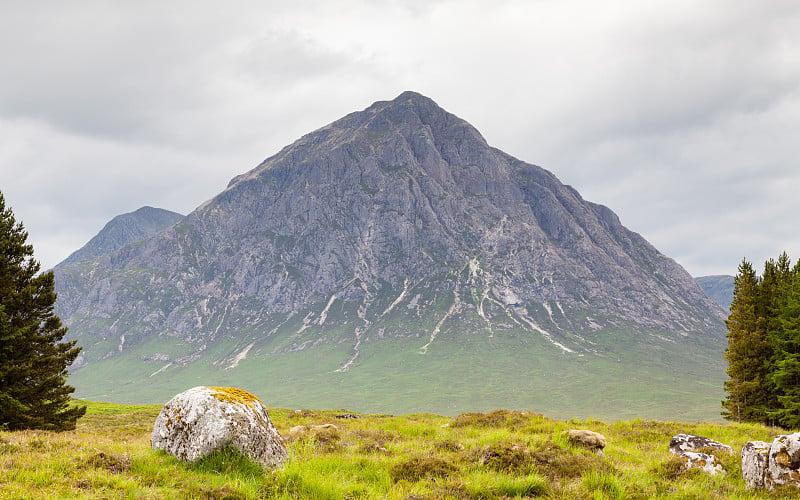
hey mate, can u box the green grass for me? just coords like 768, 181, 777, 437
68, 320, 727, 422
1, 400, 799, 498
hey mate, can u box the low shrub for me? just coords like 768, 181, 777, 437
434, 438, 465, 453
449, 409, 532, 429
469, 442, 534, 473
652, 454, 699, 481
466, 472, 550, 499
529, 440, 614, 480
390, 456, 460, 482
82, 450, 133, 474
189, 445, 264, 479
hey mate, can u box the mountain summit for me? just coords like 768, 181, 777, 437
55, 92, 727, 419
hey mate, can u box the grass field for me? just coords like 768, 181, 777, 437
1, 399, 798, 499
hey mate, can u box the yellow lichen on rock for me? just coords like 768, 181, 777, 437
206, 387, 262, 408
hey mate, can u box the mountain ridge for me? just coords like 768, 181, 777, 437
696, 275, 734, 310
60, 206, 183, 265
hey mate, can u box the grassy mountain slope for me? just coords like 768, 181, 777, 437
67, 320, 725, 421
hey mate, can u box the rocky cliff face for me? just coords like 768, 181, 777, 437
54, 92, 727, 414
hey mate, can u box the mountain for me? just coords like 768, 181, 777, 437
696, 275, 734, 310
54, 91, 727, 420
60, 206, 183, 265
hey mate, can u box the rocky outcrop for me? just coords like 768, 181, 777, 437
744, 433, 800, 490
151, 386, 286, 468
669, 434, 734, 455
669, 434, 733, 476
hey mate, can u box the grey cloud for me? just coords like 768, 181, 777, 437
235, 29, 372, 88
2, 0, 800, 277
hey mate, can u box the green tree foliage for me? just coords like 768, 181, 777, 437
768, 263, 800, 428
722, 259, 769, 422
0, 192, 86, 431
723, 252, 800, 429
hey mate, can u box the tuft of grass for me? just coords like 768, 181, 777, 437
529, 439, 614, 480
189, 445, 264, 479
583, 470, 626, 499
462, 470, 550, 498
652, 454, 701, 481
433, 438, 465, 452
390, 456, 460, 482
82, 450, 133, 474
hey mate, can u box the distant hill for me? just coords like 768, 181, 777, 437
60, 206, 183, 265
54, 91, 727, 420
695, 275, 734, 311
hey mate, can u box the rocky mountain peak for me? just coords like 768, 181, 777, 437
53, 92, 727, 415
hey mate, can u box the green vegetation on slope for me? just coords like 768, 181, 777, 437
1, 400, 798, 498
67, 321, 726, 422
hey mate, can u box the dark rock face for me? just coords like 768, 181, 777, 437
54, 91, 725, 375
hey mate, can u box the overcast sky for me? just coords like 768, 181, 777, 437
1, 0, 799, 277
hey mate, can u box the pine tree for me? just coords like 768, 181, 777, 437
722, 259, 768, 422
0, 192, 86, 431
768, 264, 800, 428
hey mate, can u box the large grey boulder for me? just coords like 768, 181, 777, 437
151, 386, 287, 468
741, 440, 770, 489
742, 433, 800, 490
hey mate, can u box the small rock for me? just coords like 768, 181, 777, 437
151, 386, 286, 468
565, 429, 606, 453
335, 413, 360, 419
288, 423, 339, 440
669, 434, 734, 455
741, 440, 770, 489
